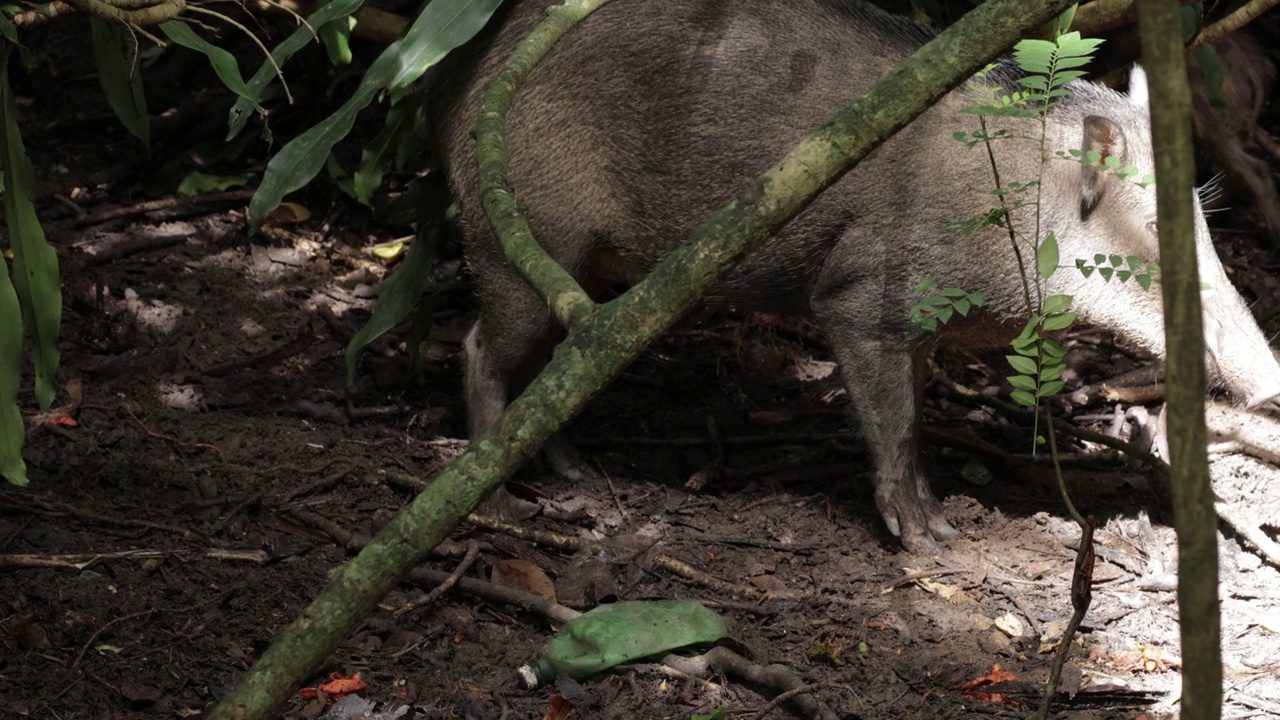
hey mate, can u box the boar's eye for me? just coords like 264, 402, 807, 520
1145, 220, 1158, 237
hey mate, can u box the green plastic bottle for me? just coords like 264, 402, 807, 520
517, 599, 727, 690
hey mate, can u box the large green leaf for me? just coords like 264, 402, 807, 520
1, 43, 60, 412
159, 22, 256, 106
225, 0, 367, 140
345, 227, 437, 385
0, 254, 24, 486
89, 18, 149, 146
248, 0, 506, 230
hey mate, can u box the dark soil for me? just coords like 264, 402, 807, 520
7, 17, 1280, 720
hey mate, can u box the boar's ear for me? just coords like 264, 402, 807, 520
1079, 115, 1127, 219
1128, 65, 1149, 109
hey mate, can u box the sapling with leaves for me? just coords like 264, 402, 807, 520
915, 29, 1106, 444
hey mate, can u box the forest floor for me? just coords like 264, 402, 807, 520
7, 15, 1280, 720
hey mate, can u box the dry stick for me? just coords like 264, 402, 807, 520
200, 327, 319, 378
125, 406, 225, 462
1214, 502, 1280, 568
405, 567, 581, 626
1187, 0, 1280, 50
72, 189, 257, 228
661, 647, 838, 720
72, 609, 159, 668
0, 548, 269, 571
393, 541, 479, 617
84, 233, 191, 265
285, 509, 364, 552
943, 361, 1280, 569
576, 431, 856, 448
930, 360, 1171, 474
4, 492, 204, 540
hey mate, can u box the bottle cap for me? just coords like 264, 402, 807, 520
516, 662, 540, 691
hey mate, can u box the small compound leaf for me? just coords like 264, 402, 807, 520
1011, 390, 1037, 407
1039, 380, 1065, 397
1039, 363, 1065, 382
1042, 293, 1072, 315
1040, 312, 1076, 332
1007, 355, 1039, 375
1036, 233, 1059, 278
1008, 374, 1038, 390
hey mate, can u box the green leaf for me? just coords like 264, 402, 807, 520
691, 706, 729, 720
1042, 293, 1072, 315
968, 291, 985, 305
1039, 380, 1065, 397
940, 287, 969, 298
1041, 312, 1076, 332
226, 0, 365, 139
90, 18, 149, 145
953, 298, 971, 316
344, 227, 438, 385
1099, 267, 1114, 281
1051, 5, 1077, 37
1041, 340, 1068, 361
1116, 270, 1132, 282
1039, 363, 1065, 382
249, 0, 506, 230
1093, 253, 1107, 265
0, 44, 60, 411
1019, 75, 1048, 91
1191, 45, 1225, 108
1007, 355, 1039, 375
320, 12, 354, 66
1108, 254, 1124, 267
1008, 374, 1038, 390
177, 171, 252, 196
160, 21, 255, 106
937, 306, 953, 324
1011, 390, 1037, 407
1036, 233, 1059, 278
0, 265, 24, 485
353, 102, 420, 205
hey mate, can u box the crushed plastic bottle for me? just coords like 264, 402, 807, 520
516, 599, 727, 690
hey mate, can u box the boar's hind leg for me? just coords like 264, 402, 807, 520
465, 263, 597, 490
813, 288, 958, 553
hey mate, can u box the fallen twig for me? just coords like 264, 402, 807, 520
0, 548, 269, 572
73, 189, 257, 228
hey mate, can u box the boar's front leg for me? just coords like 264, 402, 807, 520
812, 256, 957, 553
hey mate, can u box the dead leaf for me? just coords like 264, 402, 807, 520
542, 693, 573, 720
491, 559, 557, 602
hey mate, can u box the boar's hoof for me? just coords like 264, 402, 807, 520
545, 433, 601, 482
877, 478, 958, 554
476, 487, 542, 522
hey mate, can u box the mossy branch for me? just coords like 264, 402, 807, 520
1136, 1, 1221, 719
475, 0, 611, 331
